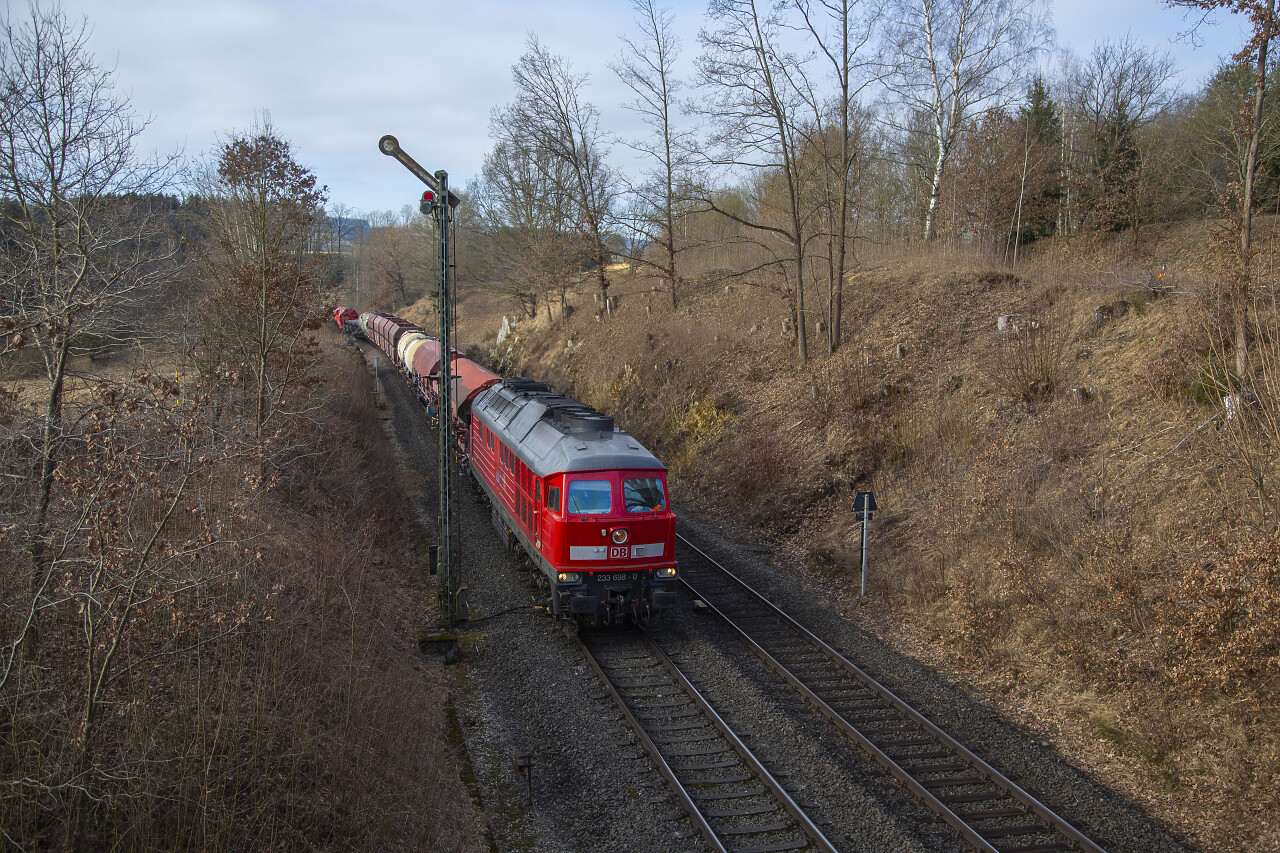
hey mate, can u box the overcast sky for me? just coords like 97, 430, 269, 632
36, 0, 1251, 216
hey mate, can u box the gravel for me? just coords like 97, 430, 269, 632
673, 512, 1202, 853
372, 343, 1200, 853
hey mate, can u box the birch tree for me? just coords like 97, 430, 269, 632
883, 0, 1051, 241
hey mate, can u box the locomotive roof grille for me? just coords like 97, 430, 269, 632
474, 380, 662, 478
502, 377, 553, 392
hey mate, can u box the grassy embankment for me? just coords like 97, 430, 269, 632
426, 222, 1279, 853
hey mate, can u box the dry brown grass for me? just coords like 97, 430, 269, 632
467, 221, 1280, 852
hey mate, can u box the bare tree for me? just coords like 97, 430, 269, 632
473, 138, 581, 319
788, 0, 877, 352
497, 37, 618, 312
613, 0, 697, 308
697, 0, 817, 365
1172, 0, 1277, 380
1066, 37, 1177, 232
882, 0, 1051, 241
0, 2, 180, 589
196, 120, 328, 473
364, 213, 433, 310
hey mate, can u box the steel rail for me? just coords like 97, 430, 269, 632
675, 534, 1108, 853
576, 629, 840, 853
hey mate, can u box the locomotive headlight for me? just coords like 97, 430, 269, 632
611, 528, 629, 544
656, 567, 677, 579
557, 572, 581, 584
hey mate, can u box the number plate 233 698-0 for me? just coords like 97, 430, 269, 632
596, 572, 638, 582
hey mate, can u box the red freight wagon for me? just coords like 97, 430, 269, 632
359, 312, 421, 361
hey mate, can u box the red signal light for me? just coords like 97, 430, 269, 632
419, 189, 437, 215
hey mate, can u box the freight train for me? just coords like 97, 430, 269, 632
338, 308, 678, 626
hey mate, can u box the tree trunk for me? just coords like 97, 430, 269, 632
30, 335, 70, 590
1238, 0, 1275, 381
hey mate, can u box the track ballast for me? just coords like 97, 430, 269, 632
674, 535, 1108, 853
578, 628, 838, 853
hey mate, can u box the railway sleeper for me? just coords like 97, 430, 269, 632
953, 806, 1027, 820
903, 761, 970, 774
633, 697, 687, 709
666, 745, 735, 757
936, 790, 1009, 805
919, 774, 992, 788
645, 720, 708, 732
703, 805, 776, 818
652, 731, 722, 745
687, 772, 755, 785
979, 823, 1053, 839
690, 788, 769, 801
637, 708, 703, 722
719, 822, 792, 835
729, 838, 811, 853
885, 748, 953, 761
875, 737, 935, 747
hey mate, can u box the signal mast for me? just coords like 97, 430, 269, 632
377, 135, 467, 629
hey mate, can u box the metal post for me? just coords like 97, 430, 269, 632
860, 512, 869, 597
852, 491, 876, 599
435, 169, 460, 628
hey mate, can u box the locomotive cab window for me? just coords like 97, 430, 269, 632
624, 477, 666, 513
546, 485, 561, 513
566, 480, 611, 515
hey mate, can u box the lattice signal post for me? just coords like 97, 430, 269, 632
378, 135, 467, 628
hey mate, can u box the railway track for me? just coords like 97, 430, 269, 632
674, 535, 1108, 853
576, 628, 838, 853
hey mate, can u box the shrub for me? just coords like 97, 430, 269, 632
989, 320, 1068, 404
1162, 529, 1280, 696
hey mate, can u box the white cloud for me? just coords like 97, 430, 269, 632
41, 0, 1256, 214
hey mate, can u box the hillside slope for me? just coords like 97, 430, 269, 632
440, 222, 1277, 852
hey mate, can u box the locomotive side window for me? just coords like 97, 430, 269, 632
566, 480, 612, 515
546, 485, 560, 512
624, 477, 666, 513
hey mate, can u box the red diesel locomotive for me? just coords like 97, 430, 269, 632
469, 379, 677, 625
347, 310, 677, 625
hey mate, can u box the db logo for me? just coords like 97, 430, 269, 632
609, 546, 628, 559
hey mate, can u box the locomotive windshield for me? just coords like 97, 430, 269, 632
624, 477, 666, 513
567, 479, 612, 514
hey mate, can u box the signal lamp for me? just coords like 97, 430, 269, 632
656, 567, 677, 579
611, 529, 629, 544
419, 189, 437, 214
557, 572, 581, 584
